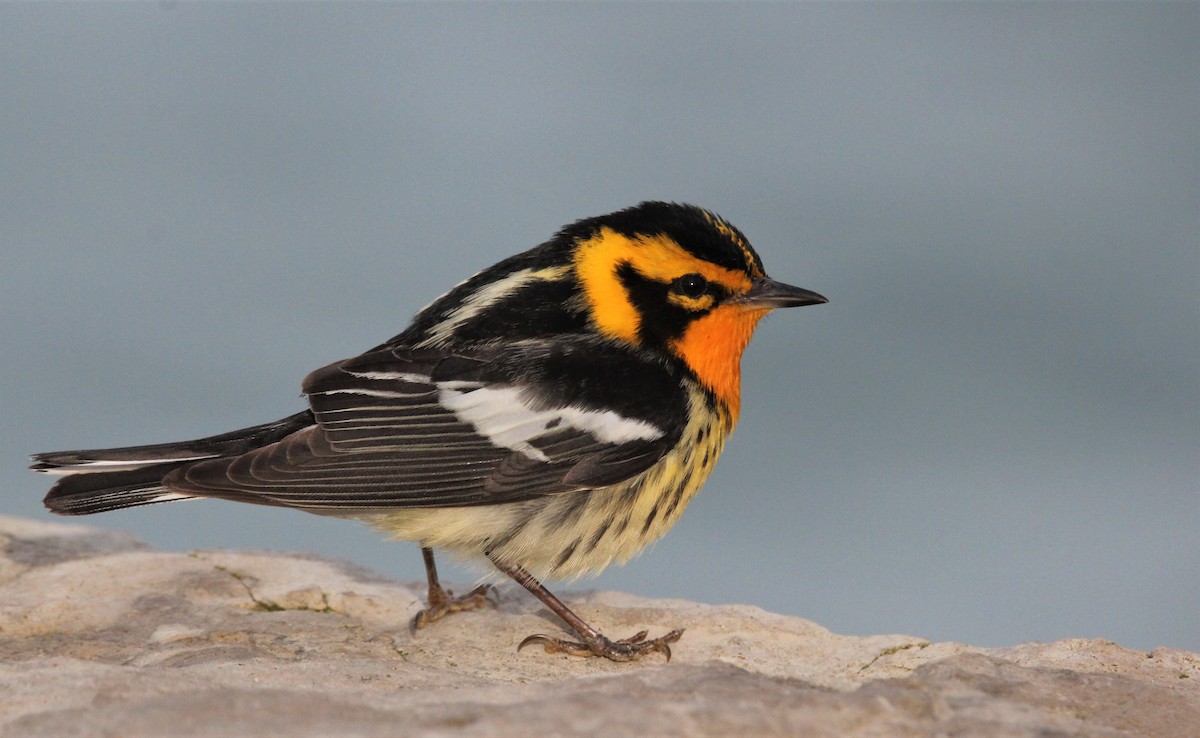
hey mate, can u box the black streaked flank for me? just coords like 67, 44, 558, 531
547, 490, 591, 529
641, 503, 660, 535
554, 539, 580, 571
583, 521, 608, 556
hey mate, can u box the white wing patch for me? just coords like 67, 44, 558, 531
439, 385, 664, 462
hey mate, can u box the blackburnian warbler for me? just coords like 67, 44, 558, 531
32, 201, 826, 662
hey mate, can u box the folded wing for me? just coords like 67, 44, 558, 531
167, 341, 685, 511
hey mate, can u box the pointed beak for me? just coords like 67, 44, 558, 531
732, 277, 828, 309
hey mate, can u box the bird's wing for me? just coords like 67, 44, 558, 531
165, 341, 687, 511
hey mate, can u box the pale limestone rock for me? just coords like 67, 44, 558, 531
1, 515, 1196, 737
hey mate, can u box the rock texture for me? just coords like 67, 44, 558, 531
1, 515, 1195, 737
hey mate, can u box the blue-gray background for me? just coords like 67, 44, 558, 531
3, 4, 1196, 652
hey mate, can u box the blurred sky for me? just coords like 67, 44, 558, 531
2, 3, 1196, 653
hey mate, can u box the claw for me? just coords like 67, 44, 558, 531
515, 628, 684, 662
411, 583, 496, 632
517, 633, 557, 653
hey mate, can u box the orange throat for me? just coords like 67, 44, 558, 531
670, 305, 768, 420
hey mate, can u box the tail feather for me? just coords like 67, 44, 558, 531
33, 410, 314, 515
31, 410, 314, 474
42, 462, 196, 515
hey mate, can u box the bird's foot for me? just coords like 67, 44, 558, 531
411, 583, 497, 630
518, 628, 684, 662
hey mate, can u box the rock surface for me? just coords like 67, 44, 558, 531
1, 515, 1195, 737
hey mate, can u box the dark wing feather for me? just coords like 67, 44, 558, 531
166, 340, 686, 511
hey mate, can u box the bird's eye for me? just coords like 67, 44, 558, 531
673, 273, 708, 299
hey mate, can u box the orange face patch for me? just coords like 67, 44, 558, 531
668, 304, 769, 419
573, 227, 753, 345
573, 226, 770, 415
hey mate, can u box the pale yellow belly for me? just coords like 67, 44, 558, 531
363, 386, 732, 581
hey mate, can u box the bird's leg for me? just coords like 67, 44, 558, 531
411, 547, 495, 630
490, 555, 683, 662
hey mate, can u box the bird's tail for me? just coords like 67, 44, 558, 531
32, 410, 313, 515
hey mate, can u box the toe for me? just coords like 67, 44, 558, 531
516, 628, 685, 661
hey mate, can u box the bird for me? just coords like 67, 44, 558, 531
31, 201, 827, 662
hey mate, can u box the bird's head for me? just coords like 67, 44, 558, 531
567, 202, 826, 416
